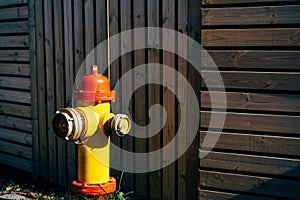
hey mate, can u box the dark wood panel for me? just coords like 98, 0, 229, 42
0, 127, 32, 145
199, 189, 277, 200
0, 76, 30, 90
0, 6, 28, 20
201, 131, 300, 156
202, 71, 300, 91
0, 89, 30, 103
0, 115, 32, 131
202, 5, 300, 26
0, 140, 31, 159
0, 102, 31, 117
147, 0, 162, 199
0, 35, 28, 47
0, 153, 32, 172
0, 21, 28, 34
202, 28, 300, 47
0, 50, 29, 62
205, 50, 300, 69
200, 170, 300, 199
201, 111, 300, 134
200, 151, 300, 178
0, 63, 30, 76
201, 91, 300, 113
202, 0, 300, 5
0, 0, 27, 7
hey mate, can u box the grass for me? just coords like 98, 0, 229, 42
0, 164, 133, 200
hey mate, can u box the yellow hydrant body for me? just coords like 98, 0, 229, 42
52, 65, 130, 196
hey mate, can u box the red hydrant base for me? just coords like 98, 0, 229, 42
71, 177, 117, 196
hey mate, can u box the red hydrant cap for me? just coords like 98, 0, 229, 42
73, 65, 116, 102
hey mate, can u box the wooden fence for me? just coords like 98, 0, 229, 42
0, 0, 33, 172
28, 0, 200, 199
200, 0, 300, 199
1, 0, 300, 199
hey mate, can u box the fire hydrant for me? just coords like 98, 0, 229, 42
52, 65, 131, 198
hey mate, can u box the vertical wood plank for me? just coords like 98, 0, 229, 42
53, 0, 67, 186
29, 0, 39, 177
162, 0, 176, 199
74, 0, 84, 74
44, 0, 57, 184
132, 0, 148, 199
109, 0, 121, 182
84, 0, 94, 56
177, 0, 188, 199
63, 0, 76, 184
35, 0, 48, 180
147, 0, 162, 199
120, 0, 134, 193
186, 0, 201, 199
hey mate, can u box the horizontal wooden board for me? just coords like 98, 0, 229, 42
200, 151, 300, 178
0, 50, 29, 62
201, 91, 300, 113
199, 189, 275, 200
0, 21, 28, 34
200, 131, 300, 156
0, 0, 27, 7
204, 50, 300, 69
0, 152, 32, 172
202, 5, 300, 26
0, 127, 32, 145
0, 102, 31, 117
0, 115, 32, 131
202, 0, 300, 5
0, 140, 31, 159
0, 76, 30, 89
0, 6, 28, 20
0, 35, 28, 47
200, 170, 300, 199
202, 71, 300, 91
202, 28, 300, 47
0, 89, 30, 103
201, 111, 300, 134
0, 63, 30, 76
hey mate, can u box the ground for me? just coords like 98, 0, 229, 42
0, 164, 132, 200
0, 164, 71, 199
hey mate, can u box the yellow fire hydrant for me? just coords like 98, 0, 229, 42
52, 65, 130, 198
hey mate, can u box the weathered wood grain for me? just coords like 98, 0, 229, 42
202, 0, 300, 5
199, 189, 277, 200
0, 63, 30, 76
0, 21, 28, 34
0, 0, 27, 7
200, 151, 300, 178
0, 140, 32, 159
0, 50, 29, 62
0, 6, 28, 20
0, 76, 30, 90
0, 35, 28, 47
202, 71, 300, 91
201, 91, 300, 113
0, 89, 30, 103
201, 131, 300, 156
0, 153, 32, 172
0, 127, 32, 145
202, 5, 300, 26
202, 28, 300, 47
0, 102, 31, 117
204, 50, 300, 69
147, 0, 162, 199
201, 111, 300, 134
0, 115, 32, 131
200, 170, 300, 199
